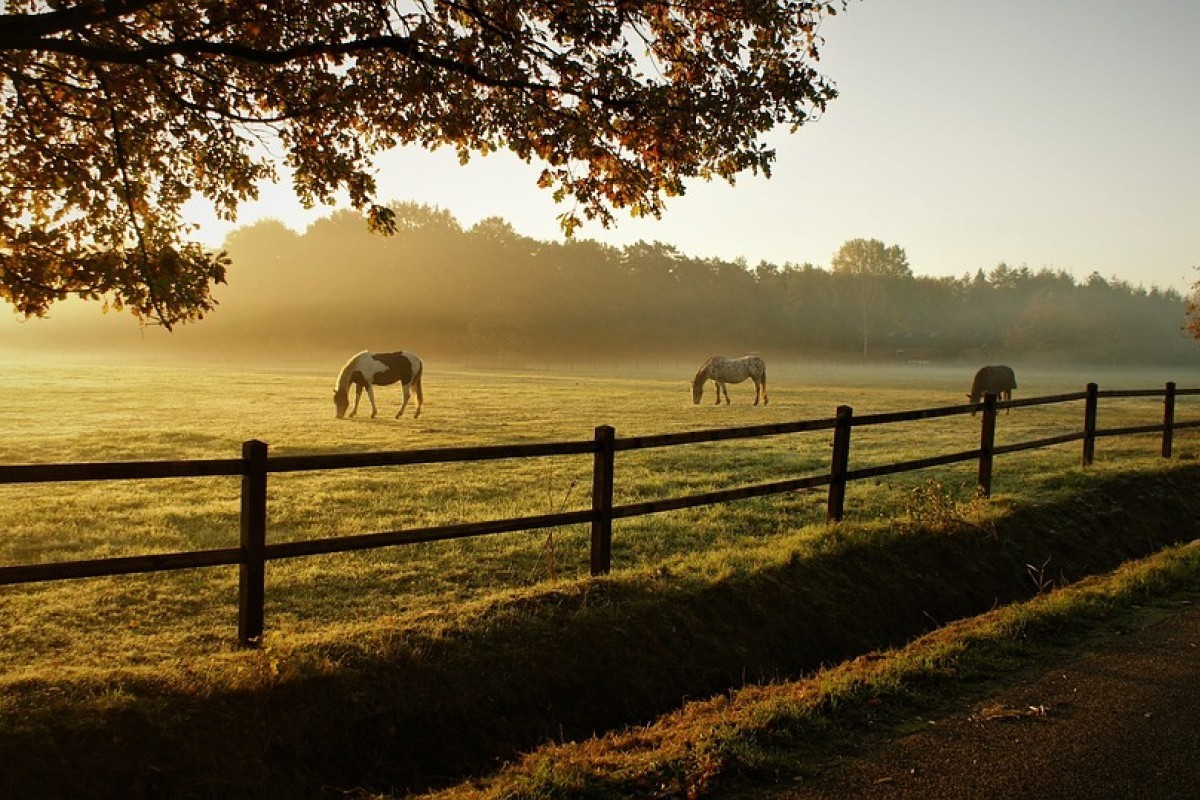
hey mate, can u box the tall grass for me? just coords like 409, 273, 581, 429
1, 355, 1195, 680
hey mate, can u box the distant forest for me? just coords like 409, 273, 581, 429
17, 202, 1199, 365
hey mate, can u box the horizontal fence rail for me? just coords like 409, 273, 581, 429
1, 381, 1196, 644
266, 439, 598, 473
0, 458, 244, 484
0, 548, 243, 585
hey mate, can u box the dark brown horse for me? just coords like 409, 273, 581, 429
967, 364, 1016, 413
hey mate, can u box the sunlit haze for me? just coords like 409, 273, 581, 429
183, 0, 1200, 293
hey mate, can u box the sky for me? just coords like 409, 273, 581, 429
185, 0, 1200, 293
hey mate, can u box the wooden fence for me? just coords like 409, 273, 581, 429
2, 382, 1198, 644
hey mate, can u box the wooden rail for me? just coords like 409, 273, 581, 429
2, 381, 1197, 644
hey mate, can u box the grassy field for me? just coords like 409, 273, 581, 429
1, 355, 1196, 678
2, 353, 1199, 797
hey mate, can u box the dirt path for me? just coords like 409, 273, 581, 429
764, 599, 1200, 800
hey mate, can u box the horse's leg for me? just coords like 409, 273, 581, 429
396, 383, 410, 419
413, 373, 423, 419
350, 384, 363, 417
365, 383, 379, 418
711, 379, 721, 404
719, 381, 731, 405
760, 373, 769, 406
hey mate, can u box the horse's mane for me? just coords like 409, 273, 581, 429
335, 350, 371, 394
693, 356, 717, 386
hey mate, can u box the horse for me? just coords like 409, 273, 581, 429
333, 350, 424, 419
967, 364, 1016, 414
691, 355, 768, 405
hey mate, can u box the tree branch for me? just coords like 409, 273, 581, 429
0, 0, 161, 45
6, 27, 640, 110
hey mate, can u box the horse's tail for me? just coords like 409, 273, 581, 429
412, 358, 424, 416
754, 357, 768, 404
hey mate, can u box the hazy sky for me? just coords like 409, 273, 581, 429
185, 0, 1200, 293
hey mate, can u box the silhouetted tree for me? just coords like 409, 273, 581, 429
128, 207, 1196, 366
830, 238, 914, 357
1, 1, 846, 327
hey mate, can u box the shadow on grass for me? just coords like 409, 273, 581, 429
3, 465, 1198, 799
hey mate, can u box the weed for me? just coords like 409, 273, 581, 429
1026, 556, 1056, 595
902, 478, 993, 536
532, 475, 578, 582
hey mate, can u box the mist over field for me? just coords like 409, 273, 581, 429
4, 204, 1198, 371
4, 212, 1200, 800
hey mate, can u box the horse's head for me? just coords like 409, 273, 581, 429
333, 388, 350, 419
691, 376, 704, 405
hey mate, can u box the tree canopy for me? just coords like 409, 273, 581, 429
829, 237, 912, 356
1185, 269, 1200, 341
22, 205, 1190, 367
830, 237, 912, 279
0, 0, 846, 327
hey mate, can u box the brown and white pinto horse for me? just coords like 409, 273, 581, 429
333, 350, 424, 419
691, 355, 768, 406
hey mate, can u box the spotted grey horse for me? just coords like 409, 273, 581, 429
691, 355, 768, 406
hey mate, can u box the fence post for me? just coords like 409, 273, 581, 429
1162, 381, 1177, 458
590, 425, 615, 576
1082, 383, 1098, 467
239, 439, 268, 645
977, 392, 998, 497
827, 405, 853, 522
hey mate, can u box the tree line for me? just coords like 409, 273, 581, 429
177, 203, 1194, 366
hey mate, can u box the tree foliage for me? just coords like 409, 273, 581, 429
0, 0, 846, 327
45, 205, 1189, 367
830, 237, 912, 279
1185, 267, 1200, 341
829, 237, 913, 356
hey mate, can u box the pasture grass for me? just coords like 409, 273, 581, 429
1, 356, 1195, 675
1, 354, 1198, 796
